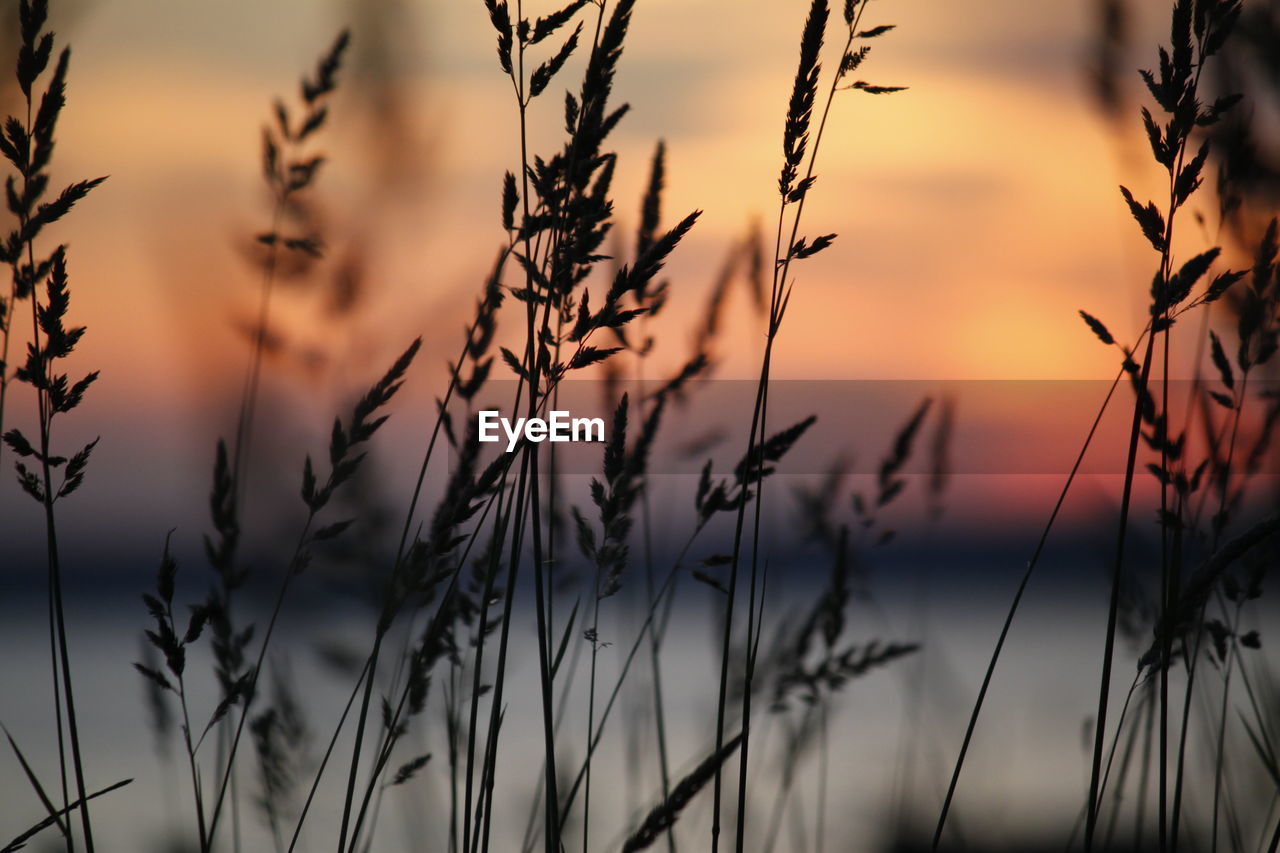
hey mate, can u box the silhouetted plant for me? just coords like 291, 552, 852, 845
0, 2, 105, 850
712, 1, 906, 849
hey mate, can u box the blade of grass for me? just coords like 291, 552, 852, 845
934, 356, 1130, 848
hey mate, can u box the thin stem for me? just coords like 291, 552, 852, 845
232, 201, 284, 507
21, 95, 95, 851
1085, 327, 1157, 852
816, 702, 829, 853
1094, 673, 1143, 821
1135, 677, 1157, 850
934, 354, 1132, 848
286, 658, 372, 853
762, 706, 815, 853
584, 584, 602, 853
174, 636, 209, 852
558, 526, 706, 824
478, 453, 535, 853
0, 277, 16, 472
1103, 681, 1148, 849
1210, 597, 1245, 853
1170, 371, 1250, 853
447, 668, 460, 853
337, 626, 387, 853
635, 327, 675, 853
518, 604, 587, 853
1157, 251, 1175, 853
720, 8, 870, 846
205, 501, 325, 845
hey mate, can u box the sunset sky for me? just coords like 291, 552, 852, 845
0, 0, 1269, 559
49, 0, 1207, 379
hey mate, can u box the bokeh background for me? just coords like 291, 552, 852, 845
1, 0, 1273, 560
1, 0, 1278, 851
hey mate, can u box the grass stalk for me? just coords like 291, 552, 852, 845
558, 526, 707, 824
1102, 682, 1149, 849
1085, 314, 1157, 852
0, 8, 105, 848
0, 276, 16, 471
1209, 591, 1247, 853
717, 0, 857, 844
933, 355, 1132, 848
35, 309, 95, 853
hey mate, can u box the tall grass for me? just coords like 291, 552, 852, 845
1, 1, 105, 850
711, 1, 906, 848
4, 0, 1280, 852
935, 3, 1280, 852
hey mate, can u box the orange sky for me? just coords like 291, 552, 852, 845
1, 0, 1269, 538
44, 0, 1235, 387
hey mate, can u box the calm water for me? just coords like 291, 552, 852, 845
2, 562, 1235, 853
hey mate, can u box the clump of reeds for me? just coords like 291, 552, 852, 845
935, 2, 1280, 851
127, 46, 454, 853
10, 0, 1257, 849
1074, 3, 1260, 849
0, 1, 106, 850
137, 334, 423, 853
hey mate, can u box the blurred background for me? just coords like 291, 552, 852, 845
0, 0, 1275, 561
1, 0, 1278, 851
